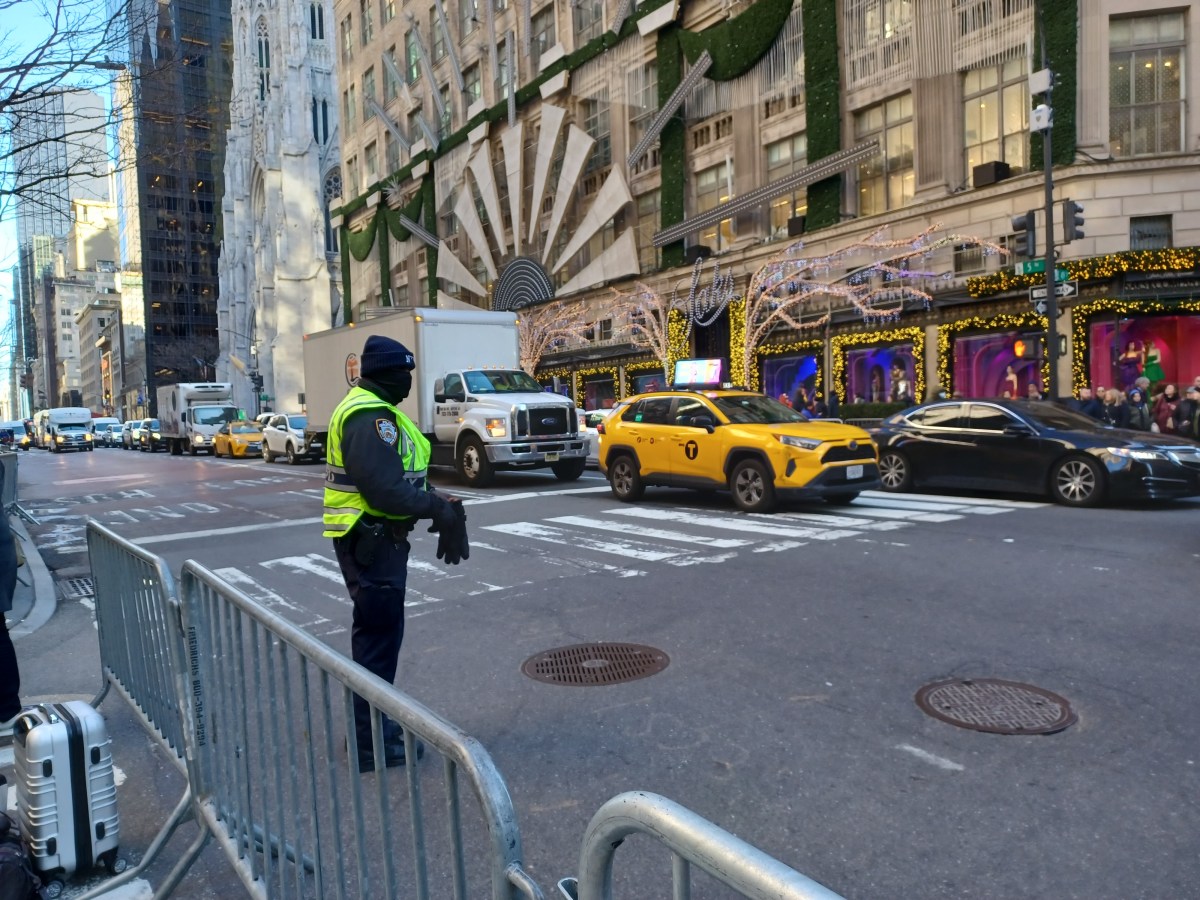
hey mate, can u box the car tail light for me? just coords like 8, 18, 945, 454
596, 422, 606, 435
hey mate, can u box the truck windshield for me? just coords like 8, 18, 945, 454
709, 394, 807, 425
193, 406, 239, 426
462, 370, 544, 394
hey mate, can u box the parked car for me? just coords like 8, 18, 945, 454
213, 421, 264, 458
870, 398, 1200, 507
138, 418, 167, 452
102, 423, 125, 447
261, 413, 322, 464
92, 416, 121, 444
598, 389, 878, 512
123, 420, 143, 449
582, 406, 625, 468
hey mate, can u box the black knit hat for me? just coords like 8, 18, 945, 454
360, 335, 415, 378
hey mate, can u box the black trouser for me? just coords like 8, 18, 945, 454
332, 522, 411, 753
0, 615, 19, 721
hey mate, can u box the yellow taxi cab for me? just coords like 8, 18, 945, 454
598, 385, 879, 513
213, 421, 264, 458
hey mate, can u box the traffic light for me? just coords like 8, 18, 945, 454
249, 372, 264, 390
1011, 210, 1037, 258
1063, 199, 1085, 242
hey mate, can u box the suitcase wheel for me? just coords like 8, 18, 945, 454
108, 856, 128, 875
45, 880, 64, 899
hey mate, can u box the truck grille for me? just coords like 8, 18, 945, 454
517, 407, 571, 438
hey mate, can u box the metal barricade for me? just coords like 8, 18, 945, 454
82, 520, 209, 900
180, 560, 544, 900
560, 791, 845, 900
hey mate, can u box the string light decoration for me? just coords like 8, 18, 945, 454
573, 365, 620, 410
936, 311, 1049, 398
967, 247, 1200, 298
1069, 296, 1200, 395
831, 327, 925, 405
728, 298, 748, 386
517, 303, 593, 375
740, 223, 1008, 386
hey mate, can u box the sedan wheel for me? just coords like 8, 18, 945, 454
1051, 456, 1104, 507
730, 459, 777, 513
878, 450, 913, 492
263, 443, 275, 463
608, 455, 644, 502
286, 445, 299, 465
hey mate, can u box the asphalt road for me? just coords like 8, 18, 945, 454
12, 444, 1200, 898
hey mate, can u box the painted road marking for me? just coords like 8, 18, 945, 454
546, 515, 752, 548
484, 521, 691, 562
604, 507, 861, 541
895, 743, 965, 771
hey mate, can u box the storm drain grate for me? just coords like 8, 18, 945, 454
59, 577, 95, 601
915, 678, 1076, 735
521, 642, 669, 686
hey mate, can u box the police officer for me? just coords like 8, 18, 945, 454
324, 334, 461, 771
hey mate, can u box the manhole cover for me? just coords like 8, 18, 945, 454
59, 577, 95, 600
915, 678, 1076, 735
521, 643, 669, 686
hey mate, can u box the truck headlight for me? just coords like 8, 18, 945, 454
485, 417, 507, 438
152, 432, 161, 439
85, 433, 93, 441
777, 434, 822, 451
193, 434, 204, 443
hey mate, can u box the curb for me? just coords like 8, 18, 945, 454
9, 517, 57, 639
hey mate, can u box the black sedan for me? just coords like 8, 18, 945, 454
870, 399, 1200, 506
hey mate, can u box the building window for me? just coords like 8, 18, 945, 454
952, 243, 985, 276
321, 99, 330, 142
695, 161, 734, 252
364, 141, 379, 184
381, 0, 395, 25
635, 189, 661, 272
310, 3, 324, 39
359, 0, 374, 44
765, 133, 807, 238
582, 92, 611, 173
574, 0, 603, 43
385, 132, 401, 173
343, 85, 357, 128
256, 20, 271, 100
1129, 214, 1173, 250
439, 83, 451, 139
363, 68, 377, 120
346, 156, 360, 197
531, 5, 555, 72
340, 14, 353, 63
495, 38, 510, 100
460, 0, 478, 38
464, 63, 482, 106
431, 7, 445, 60
854, 92, 913, 215
628, 62, 658, 175
324, 171, 342, 252
963, 59, 1028, 181
1109, 12, 1184, 158
405, 29, 421, 83
384, 47, 400, 100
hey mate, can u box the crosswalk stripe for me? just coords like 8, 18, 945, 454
483, 521, 690, 562
851, 495, 1010, 514
212, 566, 307, 612
864, 490, 1048, 509
604, 507, 861, 541
769, 510, 908, 531
261, 553, 346, 584
546, 515, 751, 548
803, 504, 961, 523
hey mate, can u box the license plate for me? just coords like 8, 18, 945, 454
846, 465, 863, 480
544, 452, 560, 462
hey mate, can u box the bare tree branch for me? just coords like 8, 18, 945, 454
518, 302, 593, 375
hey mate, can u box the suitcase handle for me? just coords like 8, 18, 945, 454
13, 711, 40, 739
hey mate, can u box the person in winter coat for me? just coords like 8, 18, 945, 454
1098, 389, 1130, 428
1126, 389, 1152, 430
1152, 384, 1181, 434
1174, 385, 1199, 440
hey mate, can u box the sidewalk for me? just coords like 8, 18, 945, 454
2, 514, 242, 899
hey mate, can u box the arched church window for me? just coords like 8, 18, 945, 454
256, 20, 271, 100
323, 170, 342, 253
310, 2, 325, 40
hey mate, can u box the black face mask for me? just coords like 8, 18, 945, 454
363, 370, 413, 405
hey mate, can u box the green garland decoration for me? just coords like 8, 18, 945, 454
678, 0, 794, 81
345, 209, 379, 262
381, 191, 426, 242
802, 0, 841, 231
657, 26, 685, 269
1070, 296, 1200, 395
1031, 1, 1078, 170
831, 327, 925, 404
937, 311, 1048, 398
967, 247, 1200, 298
377, 209, 391, 305
421, 175, 438, 306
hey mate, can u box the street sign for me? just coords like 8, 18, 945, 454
1032, 298, 1048, 316
1030, 280, 1078, 301
1014, 260, 1070, 280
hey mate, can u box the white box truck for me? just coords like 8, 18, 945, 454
156, 382, 242, 455
302, 308, 588, 486
45, 407, 95, 453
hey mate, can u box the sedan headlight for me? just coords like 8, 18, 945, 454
485, 417, 507, 438
777, 434, 823, 451
1107, 446, 1166, 461
56, 435, 64, 443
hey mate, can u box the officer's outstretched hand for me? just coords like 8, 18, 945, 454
428, 494, 459, 533
453, 501, 469, 562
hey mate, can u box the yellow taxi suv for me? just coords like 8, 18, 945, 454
213, 421, 264, 458
598, 389, 879, 513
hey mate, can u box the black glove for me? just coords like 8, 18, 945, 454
453, 502, 469, 562
427, 495, 459, 533
435, 528, 460, 565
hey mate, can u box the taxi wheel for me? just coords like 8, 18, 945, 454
730, 459, 776, 513
608, 454, 644, 502
457, 435, 495, 488
878, 450, 912, 492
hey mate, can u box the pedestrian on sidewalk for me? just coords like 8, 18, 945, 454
324, 334, 466, 772
0, 466, 22, 739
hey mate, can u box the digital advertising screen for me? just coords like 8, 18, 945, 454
673, 358, 725, 386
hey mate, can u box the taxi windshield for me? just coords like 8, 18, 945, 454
463, 370, 543, 394
230, 423, 260, 434
709, 393, 807, 425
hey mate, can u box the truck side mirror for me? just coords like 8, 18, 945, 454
433, 378, 445, 403
181, 411, 188, 424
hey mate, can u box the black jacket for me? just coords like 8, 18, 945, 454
1098, 401, 1130, 429
339, 385, 444, 522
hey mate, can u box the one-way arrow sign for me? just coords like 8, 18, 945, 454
1030, 280, 1078, 302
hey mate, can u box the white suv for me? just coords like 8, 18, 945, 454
261, 413, 323, 464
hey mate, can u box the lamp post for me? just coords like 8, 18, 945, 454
1034, 0, 1060, 400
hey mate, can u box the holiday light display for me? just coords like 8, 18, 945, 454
936, 311, 1049, 397
832, 327, 926, 404
517, 303, 593, 375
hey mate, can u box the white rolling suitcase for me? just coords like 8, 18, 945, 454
12, 701, 124, 893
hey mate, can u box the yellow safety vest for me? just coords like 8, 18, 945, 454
322, 386, 431, 538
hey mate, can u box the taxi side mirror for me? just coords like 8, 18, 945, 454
689, 415, 716, 433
